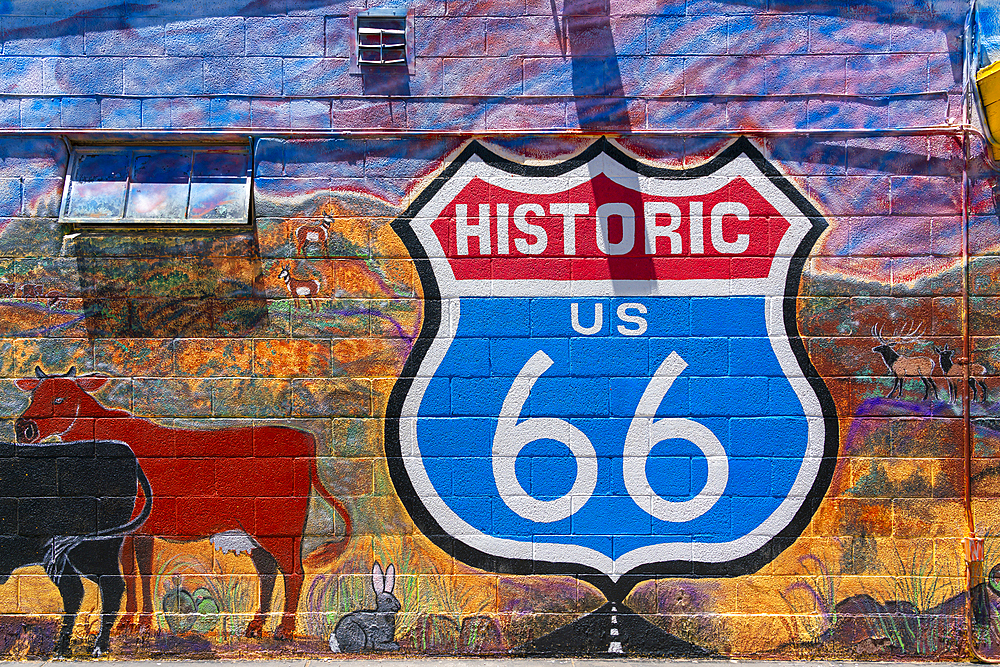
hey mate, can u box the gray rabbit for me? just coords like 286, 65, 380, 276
329, 561, 401, 653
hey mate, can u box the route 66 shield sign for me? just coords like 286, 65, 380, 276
385, 137, 838, 595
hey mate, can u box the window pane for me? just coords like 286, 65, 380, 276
359, 31, 383, 47
126, 150, 191, 219
189, 182, 247, 219
189, 151, 247, 220
359, 16, 405, 31
66, 152, 128, 218
382, 33, 406, 47
192, 151, 247, 178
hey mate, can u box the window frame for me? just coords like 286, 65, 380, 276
59, 141, 254, 230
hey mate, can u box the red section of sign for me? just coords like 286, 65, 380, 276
430, 173, 790, 281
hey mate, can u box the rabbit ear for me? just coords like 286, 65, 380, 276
384, 564, 395, 594
372, 562, 384, 593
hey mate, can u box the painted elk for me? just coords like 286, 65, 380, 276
934, 344, 989, 403
871, 323, 939, 401
279, 266, 321, 311
14, 367, 352, 640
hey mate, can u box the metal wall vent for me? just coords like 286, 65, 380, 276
350, 7, 415, 74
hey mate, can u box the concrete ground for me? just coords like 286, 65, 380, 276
0, 661, 981, 667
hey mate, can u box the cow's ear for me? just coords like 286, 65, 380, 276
77, 376, 108, 391
14, 378, 39, 391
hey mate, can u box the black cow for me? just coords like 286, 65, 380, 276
0, 439, 150, 657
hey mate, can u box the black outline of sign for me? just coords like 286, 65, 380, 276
384, 136, 839, 601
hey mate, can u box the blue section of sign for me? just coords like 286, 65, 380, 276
415, 296, 810, 557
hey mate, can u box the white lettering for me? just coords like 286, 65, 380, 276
596, 203, 636, 255
710, 201, 750, 254
571, 302, 603, 335
616, 302, 648, 336
493, 350, 729, 525
455, 203, 491, 256
643, 201, 683, 255
496, 203, 510, 255
689, 201, 704, 254
513, 203, 548, 255
550, 203, 588, 255
452, 199, 749, 258
493, 351, 598, 523
623, 352, 728, 522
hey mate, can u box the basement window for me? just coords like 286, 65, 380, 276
60, 145, 251, 228
350, 7, 414, 74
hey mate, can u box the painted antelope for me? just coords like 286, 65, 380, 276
279, 266, 321, 311
295, 216, 333, 256
871, 323, 939, 401
934, 344, 989, 403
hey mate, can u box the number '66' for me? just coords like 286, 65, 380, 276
491, 350, 729, 525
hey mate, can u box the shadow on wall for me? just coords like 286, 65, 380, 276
361, 66, 411, 96
562, 0, 630, 130
71, 230, 270, 337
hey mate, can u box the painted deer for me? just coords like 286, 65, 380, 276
295, 216, 333, 256
934, 344, 989, 403
279, 266, 321, 311
15, 367, 353, 640
871, 323, 939, 401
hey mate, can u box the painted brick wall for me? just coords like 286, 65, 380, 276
0, 0, 961, 130
0, 0, 996, 662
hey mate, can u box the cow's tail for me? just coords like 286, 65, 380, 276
306, 457, 352, 564
121, 463, 153, 535
44, 463, 153, 582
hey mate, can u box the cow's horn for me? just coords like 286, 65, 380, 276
66, 366, 76, 377
35, 366, 46, 379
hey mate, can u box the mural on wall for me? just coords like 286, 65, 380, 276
0, 133, 998, 661
13, 365, 353, 643
0, 0, 988, 654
